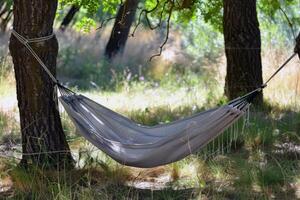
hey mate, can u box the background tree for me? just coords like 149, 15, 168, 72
0, 1, 8, 18
105, 0, 139, 59
0, 8, 12, 32
0, 0, 13, 32
9, 0, 73, 169
59, 5, 80, 31
0, 0, 12, 18
200, 0, 299, 104
295, 32, 300, 58
223, 0, 263, 104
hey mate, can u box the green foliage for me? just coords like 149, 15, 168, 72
59, 0, 101, 14
101, 0, 120, 15
259, 0, 300, 46
180, 11, 223, 61
57, 0, 120, 32
58, 0, 119, 16
196, 0, 300, 34
74, 16, 97, 33
259, 0, 281, 17
142, 0, 198, 28
199, 0, 223, 32
258, 0, 298, 18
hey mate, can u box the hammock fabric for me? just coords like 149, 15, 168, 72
11, 30, 297, 168
59, 87, 257, 167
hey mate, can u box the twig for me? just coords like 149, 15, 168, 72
145, 0, 168, 30
149, 1, 174, 61
131, 0, 160, 37
96, 17, 117, 30
279, 6, 296, 41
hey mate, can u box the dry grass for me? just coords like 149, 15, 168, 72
262, 50, 300, 108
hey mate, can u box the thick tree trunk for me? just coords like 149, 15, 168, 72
105, 0, 139, 59
223, 0, 263, 104
59, 5, 80, 32
9, 0, 74, 169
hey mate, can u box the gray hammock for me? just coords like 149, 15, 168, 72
11, 30, 297, 168
59, 87, 256, 167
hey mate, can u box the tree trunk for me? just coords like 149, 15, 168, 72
223, 0, 263, 104
105, 0, 139, 59
0, 9, 7, 20
295, 32, 300, 59
0, 2, 6, 17
0, 9, 12, 32
0, 2, 9, 19
9, 0, 74, 169
59, 5, 80, 32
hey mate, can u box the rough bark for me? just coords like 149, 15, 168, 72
223, 0, 263, 104
59, 5, 80, 32
105, 0, 139, 59
9, 0, 74, 169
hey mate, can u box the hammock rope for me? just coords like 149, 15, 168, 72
10, 30, 298, 168
11, 30, 58, 83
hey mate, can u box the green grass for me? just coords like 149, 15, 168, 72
1, 86, 299, 199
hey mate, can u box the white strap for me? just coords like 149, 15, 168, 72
11, 30, 58, 83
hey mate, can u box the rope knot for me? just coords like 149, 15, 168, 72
11, 29, 55, 45
11, 29, 58, 84
23, 38, 29, 44
261, 84, 267, 89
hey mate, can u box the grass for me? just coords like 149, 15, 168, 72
0, 30, 299, 199
0, 78, 299, 199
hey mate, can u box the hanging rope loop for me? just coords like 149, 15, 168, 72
11, 29, 58, 84
12, 30, 55, 44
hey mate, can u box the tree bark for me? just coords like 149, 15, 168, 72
223, 0, 263, 104
9, 0, 74, 169
105, 0, 139, 59
59, 5, 80, 32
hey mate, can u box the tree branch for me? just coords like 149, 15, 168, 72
131, 0, 160, 37
279, 6, 296, 41
96, 16, 117, 30
149, 0, 174, 61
